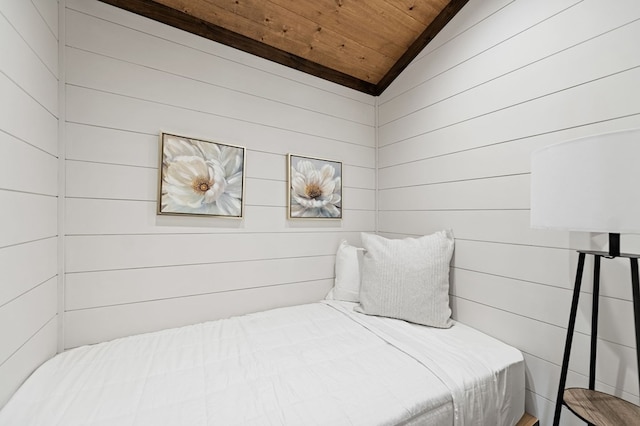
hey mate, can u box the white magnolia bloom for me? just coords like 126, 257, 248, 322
290, 160, 341, 218
161, 137, 243, 216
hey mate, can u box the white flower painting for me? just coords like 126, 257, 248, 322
158, 133, 245, 217
288, 154, 342, 219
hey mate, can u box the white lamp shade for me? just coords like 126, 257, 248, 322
531, 128, 640, 233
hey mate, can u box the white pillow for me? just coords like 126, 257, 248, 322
354, 230, 454, 328
330, 240, 365, 302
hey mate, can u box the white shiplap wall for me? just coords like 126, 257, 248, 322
0, 0, 59, 408
377, 0, 640, 425
62, 0, 376, 349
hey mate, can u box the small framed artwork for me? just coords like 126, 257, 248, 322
158, 132, 245, 218
288, 154, 342, 219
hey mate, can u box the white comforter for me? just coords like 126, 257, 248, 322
0, 301, 524, 425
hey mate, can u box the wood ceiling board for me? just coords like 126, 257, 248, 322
152, 0, 395, 83
390, 0, 450, 26
264, 0, 417, 59
97, 0, 468, 96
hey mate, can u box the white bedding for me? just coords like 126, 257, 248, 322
0, 301, 524, 425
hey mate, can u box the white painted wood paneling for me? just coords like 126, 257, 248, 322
0, 13, 57, 115
0, 73, 57, 156
0, 131, 58, 196
0, 191, 57, 248
62, 0, 375, 348
65, 199, 374, 236
64, 279, 333, 348
65, 85, 376, 168
381, 0, 640, 125
0, 278, 57, 365
65, 256, 335, 310
0, 0, 58, 410
65, 47, 373, 146
65, 232, 361, 273
378, 174, 530, 211
31, 0, 59, 38
0, 0, 58, 76
0, 238, 57, 308
377, 0, 640, 423
0, 318, 56, 408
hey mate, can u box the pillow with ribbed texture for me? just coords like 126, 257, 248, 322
354, 230, 454, 328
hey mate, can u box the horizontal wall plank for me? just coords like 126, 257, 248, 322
65, 1, 374, 108
378, 113, 640, 171
0, 191, 57, 248
66, 160, 156, 201
0, 73, 57, 156
0, 238, 57, 308
0, 278, 57, 365
0, 14, 58, 115
0, 131, 58, 196
64, 279, 333, 349
66, 86, 375, 167
453, 239, 572, 292
0, 318, 57, 408
66, 232, 360, 273
245, 178, 286, 207
378, 174, 530, 211
378, 138, 544, 189
65, 123, 158, 168
65, 47, 374, 146
65, 200, 374, 235
0, 0, 58, 76
66, 255, 335, 310
32, 0, 59, 38
377, 209, 571, 248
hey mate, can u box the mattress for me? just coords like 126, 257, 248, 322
0, 301, 524, 425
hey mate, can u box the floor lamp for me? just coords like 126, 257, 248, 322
530, 128, 640, 425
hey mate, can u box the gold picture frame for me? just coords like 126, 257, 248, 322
287, 153, 342, 219
157, 132, 245, 218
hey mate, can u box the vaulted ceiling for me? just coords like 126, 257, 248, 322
98, 0, 468, 95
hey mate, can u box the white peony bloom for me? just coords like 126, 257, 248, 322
161, 136, 243, 216
290, 160, 341, 218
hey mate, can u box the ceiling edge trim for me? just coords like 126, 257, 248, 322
374, 0, 470, 95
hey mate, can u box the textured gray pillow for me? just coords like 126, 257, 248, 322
354, 230, 454, 328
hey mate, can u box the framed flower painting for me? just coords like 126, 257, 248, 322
158, 133, 245, 218
288, 154, 342, 219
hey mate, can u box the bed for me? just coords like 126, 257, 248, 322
0, 231, 529, 425
0, 300, 524, 425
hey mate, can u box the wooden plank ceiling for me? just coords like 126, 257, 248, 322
98, 0, 468, 95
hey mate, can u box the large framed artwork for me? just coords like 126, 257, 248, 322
158, 132, 245, 218
288, 154, 342, 219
